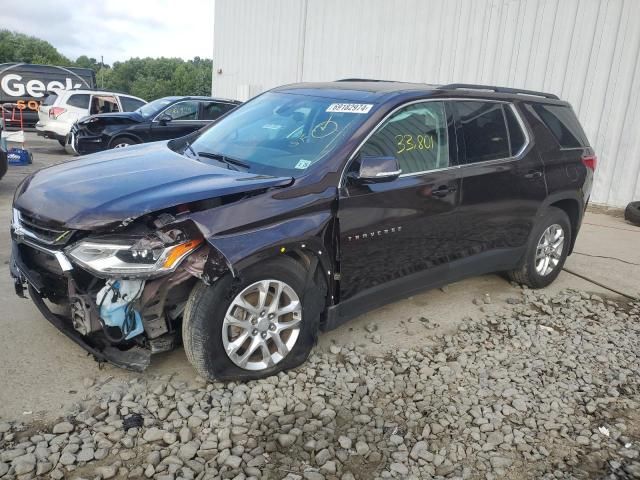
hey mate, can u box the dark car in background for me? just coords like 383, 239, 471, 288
10, 81, 595, 380
70, 96, 241, 154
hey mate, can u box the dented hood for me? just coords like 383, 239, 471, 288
14, 141, 293, 229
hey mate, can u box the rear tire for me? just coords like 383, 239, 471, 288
507, 207, 571, 288
182, 256, 325, 381
57, 137, 67, 147
624, 201, 640, 226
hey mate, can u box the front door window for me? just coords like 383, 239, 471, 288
161, 101, 199, 120
360, 101, 449, 174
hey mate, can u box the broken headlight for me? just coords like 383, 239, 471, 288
67, 237, 202, 278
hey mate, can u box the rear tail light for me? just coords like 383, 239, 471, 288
581, 153, 597, 171
49, 107, 66, 119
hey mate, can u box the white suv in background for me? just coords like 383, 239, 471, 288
36, 89, 146, 146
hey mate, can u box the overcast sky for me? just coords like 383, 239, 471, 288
1, 0, 214, 65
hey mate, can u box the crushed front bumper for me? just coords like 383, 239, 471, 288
10, 238, 152, 372
69, 124, 103, 155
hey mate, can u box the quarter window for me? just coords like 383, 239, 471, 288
532, 104, 587, 148
43, 92, 58, 106
161, 101, 199, 121
456, 101, 510, 163
360, 102, 449, 175
66, 94, 90, 109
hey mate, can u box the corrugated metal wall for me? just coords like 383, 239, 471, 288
213, 0, 640, 207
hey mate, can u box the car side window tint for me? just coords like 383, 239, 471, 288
532, 104, 587, 148
504, 105, 526, 155
120, 96, 146, 112
456, 101, 510, 163
200, 102, 236, 120
360, 102, 449, 175
162, 101, 199, 120
67, 94, 90, 109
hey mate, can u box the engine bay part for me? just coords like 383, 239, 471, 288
96, 279, 145, 341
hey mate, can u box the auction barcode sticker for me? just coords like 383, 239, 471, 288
326, 103, 373, 114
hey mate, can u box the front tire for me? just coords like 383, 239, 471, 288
507, 207, 571, 288
110, 137, 137, 149
182, 257, 324, 381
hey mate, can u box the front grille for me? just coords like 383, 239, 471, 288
19, 243, 65, 276
17, 211, 74, 246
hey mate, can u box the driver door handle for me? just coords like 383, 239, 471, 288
431, 184, 457, 197
524, 170, 543, 179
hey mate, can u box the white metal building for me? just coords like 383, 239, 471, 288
212, 0, 640, 207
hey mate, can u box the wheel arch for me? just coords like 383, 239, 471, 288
107, 132, 143, 148
200, 213, 336, 309
538, 192, 584, 254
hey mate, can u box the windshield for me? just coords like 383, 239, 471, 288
136, 97, 175, 118
187, 92, 374, 176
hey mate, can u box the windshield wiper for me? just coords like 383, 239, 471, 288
184, 141, 201, 161
197, 151, 250, 171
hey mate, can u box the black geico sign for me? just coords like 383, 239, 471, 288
0, 63, 96, 121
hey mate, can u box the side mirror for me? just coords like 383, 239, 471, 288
157, 113, 172, 125
355, 155, 402, 182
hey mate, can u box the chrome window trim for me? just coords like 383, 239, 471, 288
340, 98, 532, 186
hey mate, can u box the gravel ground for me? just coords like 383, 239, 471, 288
0, 287, 639, 480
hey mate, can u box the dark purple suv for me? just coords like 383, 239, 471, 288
10, 81, 595, 380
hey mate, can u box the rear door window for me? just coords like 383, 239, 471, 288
200, 102, 236, 120
360, 101, 450, 174
455, 101, 510, 163
66, 94, 90, 109
532, 104, 589, 148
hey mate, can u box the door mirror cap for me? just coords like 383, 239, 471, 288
356, 155, 402, 182
157, 113, 172, 125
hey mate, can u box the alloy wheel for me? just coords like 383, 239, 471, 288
114, 142, 130, 148
222, 279, 302, 370
535, 224, 565, 276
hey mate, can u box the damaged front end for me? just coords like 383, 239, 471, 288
10, 208, 225, 372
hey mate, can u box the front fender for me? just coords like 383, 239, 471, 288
205, 211, 335, 277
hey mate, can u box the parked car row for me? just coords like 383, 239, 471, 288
36, 89, 146, 146
35, 88, 242, 152
69, 96, 241, 154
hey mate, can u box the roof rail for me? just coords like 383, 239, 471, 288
335, 78, 391, 82
438, 83, 559, 100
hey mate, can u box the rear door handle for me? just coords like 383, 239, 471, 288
524, 170, 543, 179
431, 184, 457, 197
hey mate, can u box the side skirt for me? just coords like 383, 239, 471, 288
323, 246, 525, 331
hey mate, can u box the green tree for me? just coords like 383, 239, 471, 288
75, 55, 105, 71
0, 30, 70, 65
102, 57, 212, 100
0, 30, 213, 101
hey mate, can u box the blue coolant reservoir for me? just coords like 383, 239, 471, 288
96, 280, 145, 340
